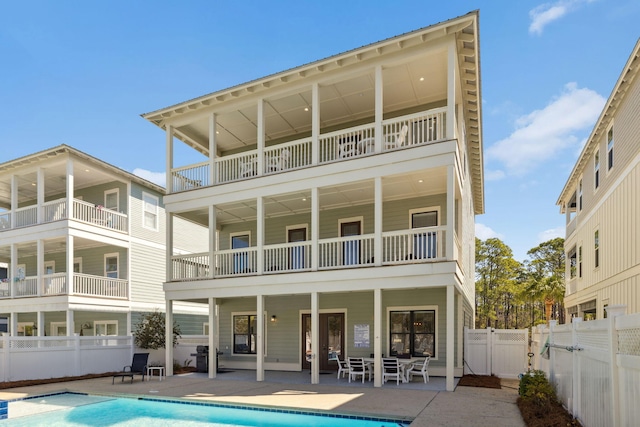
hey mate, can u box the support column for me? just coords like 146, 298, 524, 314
10, 175, 18, 228
374, 177, 382, 266
208, 297, 218, 379
9, 244, 16, 300
256, 197, 264, 274
446, 37, 457, 140
373, 288, 382, 387
165, 300, 174, 376
311, 83, 319, 165
374, 65, 383, 153
37, 311, 44, 337
311, 187, 319, 271
310, 292, 319, 384
209, 113, 217, 185
209, 206, 216, 278
66, 309, 74, 337
166, 124, 174, 193
66, 234, 74, 296
257, 99, 265, 176
126, 312, 132, 336
457, 294, 463, 369
256, 295, 265, 381
446, 165, 455, 260
10, 313, 17, 337
166, 212, 173, 282
66, 158, 74, 218
37, 239, 44, 297
446, 285, 455, 391
37, 167, 45, 223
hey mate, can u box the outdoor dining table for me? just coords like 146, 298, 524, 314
364, 357, 422, 383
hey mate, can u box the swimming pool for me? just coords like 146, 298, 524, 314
4, 393, 411, 426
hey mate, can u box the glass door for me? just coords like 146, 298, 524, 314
288, 227, 306, 270
302, 313, 344, 371
341, 221, 361, 265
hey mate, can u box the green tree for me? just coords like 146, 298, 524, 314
133, 310, 181, 349
475, 238, 521, 328
525, 238, 566, 324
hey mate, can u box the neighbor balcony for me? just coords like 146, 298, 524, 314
0, 272, 128, 300
169, 107, 448, 192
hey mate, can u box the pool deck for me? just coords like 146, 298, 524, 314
0, 371, 525, 426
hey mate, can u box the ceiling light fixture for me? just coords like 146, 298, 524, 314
418, 179, 424, 183
304, 107, 309, 112
419, 77, 425, 81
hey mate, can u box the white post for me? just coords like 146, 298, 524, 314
66, 309, 74, 337
10, 175, 18, 229
166, 124, 173, 193
208, 297, 217, 379
571, 317, 583, 420
256, 294, 265, 381
9, 312, 17, 337
256, 197, 264, 274
37, 167, 44, 223
446, 285, 455, 391
66, 234, 74, 295
1, 333, 9, 381
311, 292, 319, 384
166, 212, 173, 282
165, 299, 174, 376
485, 326, 492, 375
548, 320, 557, 384
374, 65, 383, 153
311, 187, 319, 271
74, 332, 81, 376
446, 165, 455, 260
209, 113, 217, 185
374, 177, 382, 266
446, 37, 457, 140
257, 99, 264, 176
37, 239, 44, 297
606, 305, 626, 427
9, 244, 16, 299
209, 206, 216, 278
373, 288, 382, 387
311, 83, 319, 165
36, 311, 44, 337
66, 158, 74, 220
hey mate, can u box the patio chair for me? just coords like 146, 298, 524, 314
406, 356, 430, 383
382, 357, 403, 385
239, 158, 256, 178
336, 358, 349, 379
347, 357, 367, 383
384, 124, 408, 150
112, 353, 149, 384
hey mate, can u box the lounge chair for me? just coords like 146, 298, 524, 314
112, 353, 149, 384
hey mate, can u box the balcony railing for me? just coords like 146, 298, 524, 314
0, 273, 128, 300
168, 107, 448, 192
170, 226, 448, 281
0, 198, 128, 233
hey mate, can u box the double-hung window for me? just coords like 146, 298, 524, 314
389, 309, 436, 358
104, 189, 119, 211
594, 150, 600, 190
142, 192, 159, 231
607, 126, 614, 171
105, 253, 119, 279
94, 320, 118, 336
594, 230, 600, 269
233, 314, 257, 354
578, 178, 583, 211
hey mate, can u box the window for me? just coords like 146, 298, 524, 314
339, 217, 362, 265
568, 247, 577, 279
594, 150, 600, 190
142, 192, 159, 231
286, 224, 308, 270
44, 261, 55, 275
17, 322, 36, 336
104, 189, 119, 211
594, 230, 599, 269
203, 323, 209, 335
607, 126, 614, 171
233, 314, 257, 354
231, 232, 251, 273
50, 322, 67, 336
389, 309, 436, 358
105, 253, 119, 278
94, 320, 118, 336
410, 207, 439, 259
578, 246, 582, 278
578, 178, 583, 211
73, 257, 82, 273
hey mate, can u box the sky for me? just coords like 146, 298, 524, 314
1, 0, 639, 262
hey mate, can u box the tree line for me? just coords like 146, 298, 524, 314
475, 237, 566, 329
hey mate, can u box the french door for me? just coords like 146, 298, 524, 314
302, 313, 344, 371
341, 221, 361, 265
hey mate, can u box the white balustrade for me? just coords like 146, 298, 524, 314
214, 247, 258, 277
14, 276, 38, 297
216, 151, 258, 184
172, 252, 210, 280
383, 108, 446, 151
73, 199, 127, 232
318, 234, 375, 269
264, 138, 312, 174
42, 272, 67, 295
73, 273, 128, 299
382, 226, 445, 264
0, 211, 11, 230
264, 241, 312, 273
171, 161, 210, 192
42, 198, 67, 222
14, 206, 37, 228
319, 124, 375, 163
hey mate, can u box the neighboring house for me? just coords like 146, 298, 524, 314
0, 145, 208, 338
557, 39, 640, 319
143, 11, 483, 391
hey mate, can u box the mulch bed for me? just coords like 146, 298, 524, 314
0, 373, 117, 390
517, 398, 582, 427
457, 374, 502, 388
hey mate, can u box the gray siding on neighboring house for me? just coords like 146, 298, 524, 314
129, 183, 165, 244
173, 216, 209, 254
17, 245, 127, 277
76, 182, 128, 214
129, 242, 165, 304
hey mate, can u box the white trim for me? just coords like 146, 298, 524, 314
285, 223, 309, 241
142, 191, 159, 231
338, 216, 363, 236
606, 122, 614, 173
203, 322, 209, 335
94, 320, 118, 336
230, 231, 251, 248
298, 308, 348, 365
386, 305, 439, 361
409, 206, 441, 227
104, 252, 119, 279
593, 148, 600, 192
104, 188, 120, 211
44, 260, 55, 274
50, 321, 67, 336
230, 311, 267, 356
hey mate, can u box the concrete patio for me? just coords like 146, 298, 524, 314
0, 371, 525, 426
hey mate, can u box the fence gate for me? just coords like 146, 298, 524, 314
464, 327, 528, 379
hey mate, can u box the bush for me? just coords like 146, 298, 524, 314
133, 310, 181, 349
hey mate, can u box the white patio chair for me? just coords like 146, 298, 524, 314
406, 356, 430, 383
336, 358, 348, 379
240, 158, 256, 177
384, 124, 408, 150
382, 357, 403, 385
347, 357, 367, 383
338, 140, 358, 159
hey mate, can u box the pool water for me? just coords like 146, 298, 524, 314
4, 393, 410, 426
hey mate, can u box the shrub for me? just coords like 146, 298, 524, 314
518, 370, 557, 416
133, 310, 181, 349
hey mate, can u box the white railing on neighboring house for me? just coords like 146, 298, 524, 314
73, 273, 128, 299
14, 276, 38, 297
264, 241, 312, 273
167, 107, 449, 193
14, 206, 37, 228
318, 234, 375, 269
0, 211, 10, 230
73, 199, 127, 232
382, 226, 445, 264
215, 247, 258, 277
42, 272, 67, 295
531, 306, 640, 427
172, 252, 210, 280
0, 335, 133, 382
42, 198, 67, 222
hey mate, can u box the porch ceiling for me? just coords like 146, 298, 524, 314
177, 167, 446, 226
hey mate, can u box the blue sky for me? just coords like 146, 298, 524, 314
1, 0, 639, 261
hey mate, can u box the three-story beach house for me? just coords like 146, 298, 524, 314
0, 145, 208, 340
557, 39, 640, 319
143, 11, 483, 390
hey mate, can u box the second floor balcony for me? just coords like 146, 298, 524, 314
0, 272, 128, 300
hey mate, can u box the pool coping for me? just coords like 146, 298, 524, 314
5, 390, 414, 426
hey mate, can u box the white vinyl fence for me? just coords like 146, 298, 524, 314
464, 327, 529, 379
531, 305, 640, 427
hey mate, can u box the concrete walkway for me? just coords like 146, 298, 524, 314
0, 374, 525, 426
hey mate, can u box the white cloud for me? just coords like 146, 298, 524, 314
475, 223, 504, 240
529, 0, 597, 35
484, 169, 506, 181
538, 226, 565, 242
133, 168, 166, 187
486, 82, 605, 176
